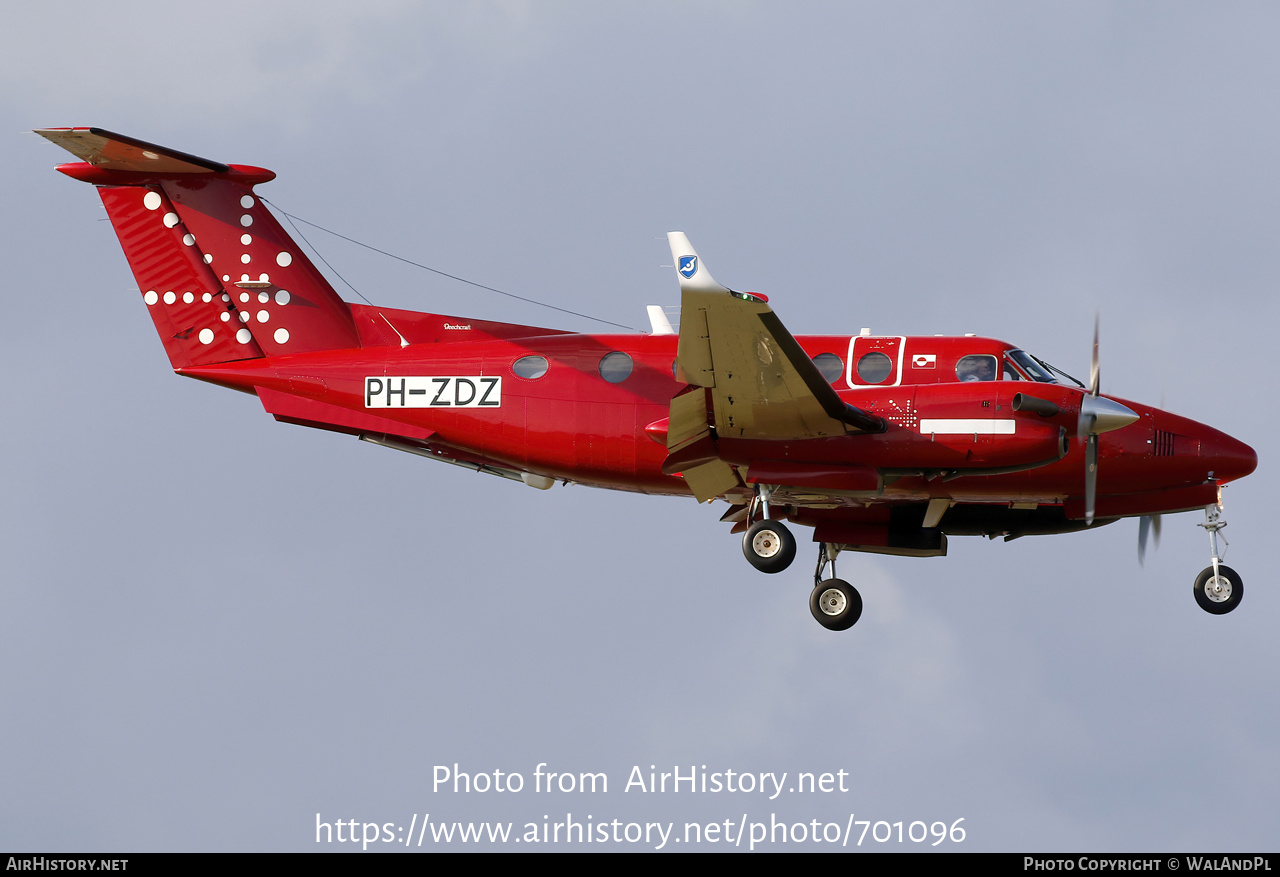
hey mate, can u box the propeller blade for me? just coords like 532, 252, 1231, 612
1089, 313, 1100, 396
1079, 314, 1132, 527
1085, 434, 1098, 525
1138, 513, 1163, 566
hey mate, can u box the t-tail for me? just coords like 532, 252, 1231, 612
36, 128, 360, 369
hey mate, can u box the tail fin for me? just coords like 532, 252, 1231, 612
36, 128, 359, 368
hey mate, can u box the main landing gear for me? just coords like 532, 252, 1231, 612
741, 486, 861, 630
1194, 500, 1243, 615
742, 519, 797, 574
741, 486, 797, 574
810, 543, 862, 631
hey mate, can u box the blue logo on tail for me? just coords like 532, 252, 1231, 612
678, 255, 698, 278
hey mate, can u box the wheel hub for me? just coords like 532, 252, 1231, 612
752, 530, 780, 558
1204, 576, 1232, 603
817, 587, 847, 617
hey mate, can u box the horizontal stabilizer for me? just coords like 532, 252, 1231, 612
35, 128, 230, 175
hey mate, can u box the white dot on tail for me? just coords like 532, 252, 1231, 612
274, 328, 289, 344
240, 312, 249, 322
198, 328, 214, 344
204, 254, 213, 264
163, 291, 176, 304
221, 293, 230, 302
240, 234, 252, 245
257, 310, 269, 323
236, 328, 252, 344
275, 290, 290, 305
183, 292, 194, 304
240, 195, 254, 208
183, 234, 195, 246
143, 192, 162, 211
239, 292, 249, 302
163, 213, 179, 228
258, 292, 269, 303
276, 252, 293, 267
144, 291, 158, 305
240, 214, 253, 227
202, 293, 212, 303
220, 312, 230, 322
240, 254, 251, 264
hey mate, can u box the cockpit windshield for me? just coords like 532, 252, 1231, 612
1006, 349, 1085, 387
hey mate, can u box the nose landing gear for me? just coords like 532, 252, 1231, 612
1194, 497, 1243, 615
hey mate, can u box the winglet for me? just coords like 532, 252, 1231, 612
667, 232, 732, 294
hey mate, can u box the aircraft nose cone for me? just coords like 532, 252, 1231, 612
1206, 431, 1257, 484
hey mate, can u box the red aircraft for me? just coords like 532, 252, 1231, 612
37, 127, 1257, 631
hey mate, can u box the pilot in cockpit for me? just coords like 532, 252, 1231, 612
955, 354, 997, 382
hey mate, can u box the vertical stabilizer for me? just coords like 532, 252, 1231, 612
37, 128, 360, 369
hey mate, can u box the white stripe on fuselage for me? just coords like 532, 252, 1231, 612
918, 419, 1015, 435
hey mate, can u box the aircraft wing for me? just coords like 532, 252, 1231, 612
665, 233, 885, 501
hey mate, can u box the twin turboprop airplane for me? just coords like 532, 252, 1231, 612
37, 127, 1257, 631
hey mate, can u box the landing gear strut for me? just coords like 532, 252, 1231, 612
1194, 498, 1243, 615
809, 543, 862, 631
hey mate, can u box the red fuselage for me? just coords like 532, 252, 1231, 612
182, 306, 1255, 525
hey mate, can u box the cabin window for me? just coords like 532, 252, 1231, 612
956, 354, 997, 382
812, 352, 843, 384
856, 352, 893, 384
513, 355, 549, 379
599, 351, 633, 383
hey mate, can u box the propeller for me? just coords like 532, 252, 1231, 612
1138, 514, 1163, 565
1076, 315, 1139, 525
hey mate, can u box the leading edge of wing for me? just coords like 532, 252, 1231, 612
667, 232, 885, 440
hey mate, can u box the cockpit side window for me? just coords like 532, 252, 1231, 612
956, 354, 997, 382
1006, 350, 1056, 383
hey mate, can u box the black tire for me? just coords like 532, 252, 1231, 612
1193, 565, 1243, 615
742, 519, 797, 574
809, 579, 863, 631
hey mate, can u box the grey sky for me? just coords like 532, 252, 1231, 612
2, 1, 1275, 851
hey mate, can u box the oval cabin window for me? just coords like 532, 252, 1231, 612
856, 351, 893, 384
812, 352, 843, 384
513, 355, 549, 379
599, 351, 633, 384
